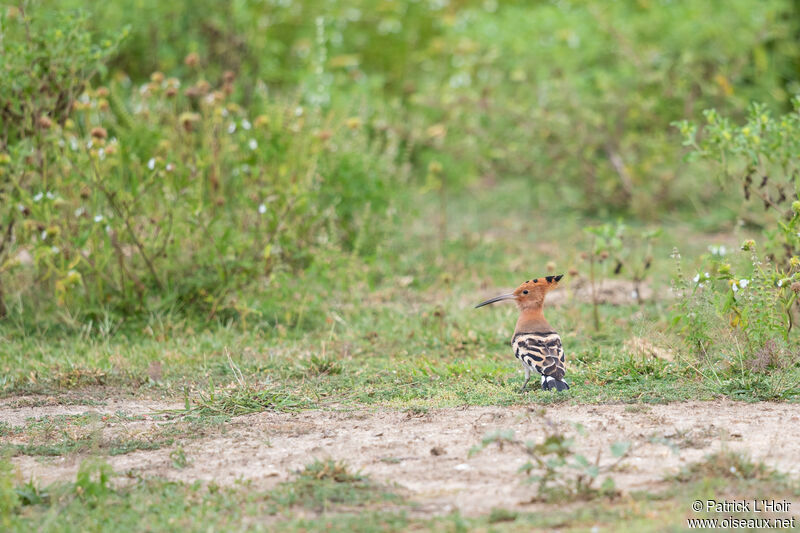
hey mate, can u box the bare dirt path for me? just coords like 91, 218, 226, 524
3, 399, 799, 516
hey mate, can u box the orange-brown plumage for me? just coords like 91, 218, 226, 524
476, 274, 569, 392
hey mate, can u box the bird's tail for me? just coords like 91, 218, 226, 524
541, 347, 569, 391
542, 376, 570, 391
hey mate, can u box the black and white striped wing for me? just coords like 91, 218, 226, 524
512, 331, 566, 380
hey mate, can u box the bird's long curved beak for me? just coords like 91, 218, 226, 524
474, 293, 516, 308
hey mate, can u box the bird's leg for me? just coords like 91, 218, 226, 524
520, 365, 531, 393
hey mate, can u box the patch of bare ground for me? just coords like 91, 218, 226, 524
0, 395, 182, 427
4, 399, 800, 517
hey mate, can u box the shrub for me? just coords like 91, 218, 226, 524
0, 6, 412, 319
673, 99, 800, 389
411, 0, 799, 215
677, 100, 800, 260
671, 242, 799, 400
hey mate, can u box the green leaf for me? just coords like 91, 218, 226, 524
611, 441, 631, 458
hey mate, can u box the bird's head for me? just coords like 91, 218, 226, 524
475, 274, 564, 311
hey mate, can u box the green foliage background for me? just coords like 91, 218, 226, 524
2, 0, 800, 373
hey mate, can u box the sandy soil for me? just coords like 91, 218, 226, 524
3, 398, 799, 516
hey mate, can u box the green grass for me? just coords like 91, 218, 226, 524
1, 181, 798, 408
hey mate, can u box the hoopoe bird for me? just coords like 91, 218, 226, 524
476, 275, 569, 392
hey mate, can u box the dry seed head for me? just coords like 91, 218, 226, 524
184, 86, 202, 99
90, 127, 108, 140
178, 112, 201, 132
792, 282, 800, 294
150, 71, 165, 83
315, 129, 332, 141
546, 261, 556, 272
95, 87, 110, 98
184, 52, 199, 67
38, 115, 53, 129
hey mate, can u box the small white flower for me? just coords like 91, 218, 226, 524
94, 214, 104, 223
258, 204, 267, 214
165, 163, 174, 172
41, 230, 47, 240
46, 191, 55, 200
693, 274, 700, 283
17, 204, 25, 212
98, 148, 105, 160
87, 140, 94, 149
70, 138, 79, 151
295, 106, 304, 117
708, 244, 727, 256
33, 192, 43, 202
732, 283, 739, 292
227, 122, 236, 134
704, 272, 710, 279
75, 207, 85, 217
248, 139, 258, 150
778, 279, 784, 287
739, 279, 749, 288
221, 108, 229, 117
51, 246, 60, 254
147, 158, 156, 170
242, 119, 252, 130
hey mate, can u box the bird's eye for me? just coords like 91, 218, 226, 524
522, 290, 528, 294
